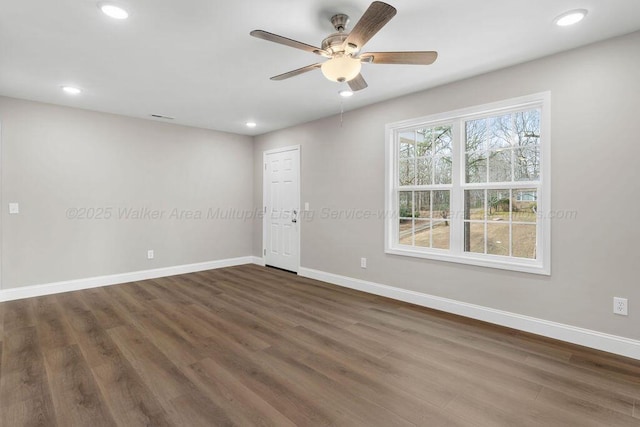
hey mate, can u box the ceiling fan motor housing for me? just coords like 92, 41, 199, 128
321, 33, 348, 54
322, 14, 351, 54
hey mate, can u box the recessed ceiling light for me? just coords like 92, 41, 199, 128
246, 122, 257, 128
339, 89, 354, 98
99, 2, 129, 20
61, 85, 82, 95
554, 9, 587, 27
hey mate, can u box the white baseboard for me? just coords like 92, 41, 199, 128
298, 267, 640, 360
0, 256, 255, 302
251, 256, 266, 266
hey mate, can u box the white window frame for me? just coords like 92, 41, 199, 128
385, 92, 551, 275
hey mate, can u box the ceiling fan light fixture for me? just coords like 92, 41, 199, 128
321, 56, 362, 83
339, 89, 354, 98
554, 9, 587, 26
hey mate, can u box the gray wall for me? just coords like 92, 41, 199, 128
254, 31, 640, 340
0, 97, 254, 289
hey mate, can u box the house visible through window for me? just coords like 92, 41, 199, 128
385, 93, 550, 275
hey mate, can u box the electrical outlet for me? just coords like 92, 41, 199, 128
360, 257, 367, 269
147, 250, 154, 260
613, 297, 628, 316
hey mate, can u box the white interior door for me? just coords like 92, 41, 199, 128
263, 146, 300, 272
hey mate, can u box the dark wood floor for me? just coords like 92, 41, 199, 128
1, 264, 639, 426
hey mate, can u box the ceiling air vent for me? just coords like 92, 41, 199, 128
150, 114, 175, 120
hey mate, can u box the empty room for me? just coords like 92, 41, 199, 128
1, 0, 639, 425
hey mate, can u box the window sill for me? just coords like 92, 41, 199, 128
385, 246, 550, 276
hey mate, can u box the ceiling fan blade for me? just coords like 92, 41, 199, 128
344, 2, 397, 51
348, 73, 368, 91
270, 63, 322, 81
360, 51, 438, 65
250, 30, 328, 56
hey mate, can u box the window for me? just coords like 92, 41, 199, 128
385, 93, 550, 275
398, 126, 453, 250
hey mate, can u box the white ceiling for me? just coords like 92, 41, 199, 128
1, 0, 640, 135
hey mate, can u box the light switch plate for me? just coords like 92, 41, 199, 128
9, 203, 19, 214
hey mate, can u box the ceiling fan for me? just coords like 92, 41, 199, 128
250, 1, 438, 92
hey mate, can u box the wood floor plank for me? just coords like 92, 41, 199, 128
124, 304, 205, 366
1, 394, 59, 427
1, 264, 639, 426
446, 392, 535, 427
84, 291, 173, 425
366, 305, 537, 363
535, 386, 640, 427
138, 278, 194, 305
257, 346, 415, 427
76, 288, 128, 330
178, 302, 272, 351
92, 354, 173, 427
263, 339, 431, 424
213, 280, 357, 329
100, 285, 154, 314
0, 326, 57, 426
524, 352, 640, 403
121, 282, 157, 302
32, 295, 74, 353
165, 392, 236, 427
215, 291, 300, 330
159, 274, 223, 303
44, 345, 117, 426
206, 322, 410, 425
184, 357, 297, 427
106, 325, 199, 404
277, 325, 458, 410
80, 290, 205, 365
206, 269, 374, 324
445, 391, 597, 427
149, 298, 225, 341
57, 294, 122, 368
3, 298, 35, 331
188, 293, 291, 345
199, 331, 335, 425
348, 320, 543, 399
352, 317, 637, 418
568, 352, 640, 384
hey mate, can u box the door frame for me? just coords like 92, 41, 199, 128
0, 121, 3, 291
262, 145, 301, 272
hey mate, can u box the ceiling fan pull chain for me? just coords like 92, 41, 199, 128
340, 99, 344, 127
